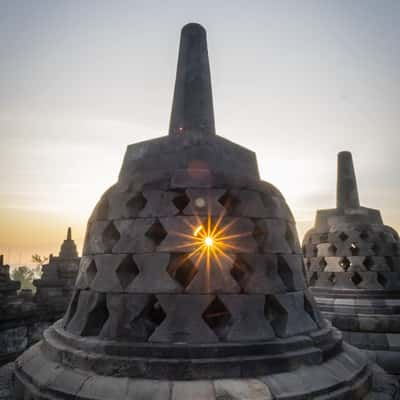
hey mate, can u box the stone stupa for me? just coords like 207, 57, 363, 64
13, 24, 398, 399
34, 227, 80, 314
304, 151, 400, 376
0, 256, 35, 365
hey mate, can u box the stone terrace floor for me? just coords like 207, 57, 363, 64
1, 362, 399, 400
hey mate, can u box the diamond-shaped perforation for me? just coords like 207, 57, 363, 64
277, 255, 296, 290
102, 221, 120, 252
81, 295, 109, 337
351, 272, 363, 286
328, 244, 337, 256
329, 273, 337, 285
385, 256, 394, 271
252, 224, 266, 249
172, 191, 190, 214
350, 243, 359, 256
363, 256, 374, 270
86, 259, 97, 284
371, 243, 380, 256
230, 256, 253, 292
145, 219, 167, 246
116, 255, 139, 289
167, 253, 199, 288
130, 295, 166, 340
126, 193, 147, 216
377, 272, 387, 288
202, 296, 232, 340
319, 257, 327, 269
339, 232, 349, 242
264, 295, 287, 324
218, 191, 239, 214
309, 272, 318, 286
339, 257, 351, 271
303, 294, 322, 326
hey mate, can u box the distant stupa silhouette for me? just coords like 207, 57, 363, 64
34, 227, 80, 313
14, 24, 398, 399
304, 151, 400, 376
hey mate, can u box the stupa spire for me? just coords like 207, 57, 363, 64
59, 226, 78, 258
336, 151, 360, 209
169, 23, 215, 136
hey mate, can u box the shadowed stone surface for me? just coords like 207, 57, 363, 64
304, 151, 400, 376
13, 25, 398, 399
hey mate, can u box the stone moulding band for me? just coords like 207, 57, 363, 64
38, 321, 343, 380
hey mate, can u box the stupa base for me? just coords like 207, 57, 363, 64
313, 292, 400, 377
12, 339, 399, 400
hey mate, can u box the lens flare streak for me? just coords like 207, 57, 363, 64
169, 211, 252, 289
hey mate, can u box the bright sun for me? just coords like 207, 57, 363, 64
204, 236, 213, 247
168, 210, 252, 283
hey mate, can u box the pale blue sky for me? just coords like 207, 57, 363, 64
0, 0, 399, 264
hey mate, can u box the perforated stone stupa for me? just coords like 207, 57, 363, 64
34, 227, 80, 314
13, 24, 399, 399
304, 151, 400, 376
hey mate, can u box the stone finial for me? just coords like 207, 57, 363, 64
336, 151, 360, 209
59, 227, 79, 259
169, 23, 215, 136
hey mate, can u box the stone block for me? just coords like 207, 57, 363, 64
266, 292, 317, 337
220, 294, 275, 341
183, 189, 226, 216
214, 379, 272, 400
128, 254, 182, 293
149, 294, 218, 343
240, 254, 286, 294
172, 381, 214, 400
113, 219, 161, 253
77, 375, 130, 400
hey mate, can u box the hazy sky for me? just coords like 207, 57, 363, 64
0, 0, 399, 265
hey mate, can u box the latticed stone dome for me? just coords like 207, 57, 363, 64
13, 24, 399, 400
304, 151, 400, 376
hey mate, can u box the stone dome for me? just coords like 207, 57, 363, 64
303, 151, 400, 376
13, 24, 398, 400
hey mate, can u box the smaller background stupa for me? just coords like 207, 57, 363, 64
304, 151, 400, 376
34, 227, 80, 314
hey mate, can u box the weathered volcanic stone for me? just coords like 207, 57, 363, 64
12, 24, 399, 399
304, 151, 400, 377
0, 256, 36, 366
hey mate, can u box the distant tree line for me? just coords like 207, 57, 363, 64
10, 254, 48, 292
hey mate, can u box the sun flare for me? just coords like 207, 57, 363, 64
167, 209, 252, 288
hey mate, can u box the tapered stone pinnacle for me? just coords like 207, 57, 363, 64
169, 23, 215, 136
337, 151, 360, 209
67, 227, 72, 241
